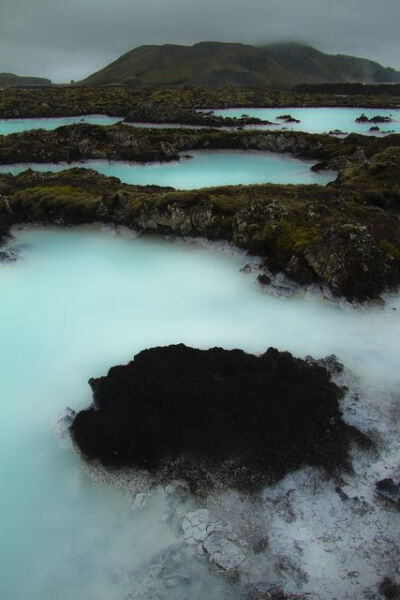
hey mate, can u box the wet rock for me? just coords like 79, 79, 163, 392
239, 263, 253, 273
356, 113, 392, 124
379, 577, 400, 599
284, 254, 313, 286
276, 114, 300, 123
203, 534, 245, 573
376, 478, 400, 506
53, 406, 76, 439
306, 354, 343, 375
303, 223, 400, 301
257, 273, 271, 285
370, 115, 393, 123
125, 100, 270, 128
0, 249, 17, 262
182, 509, 213, 545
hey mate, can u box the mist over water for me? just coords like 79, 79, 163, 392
0, 150, 334, 188
1, 226, 399, 599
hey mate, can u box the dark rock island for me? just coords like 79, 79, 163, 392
70, 344, 365, 494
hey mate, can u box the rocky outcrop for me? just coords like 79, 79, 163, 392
376, 478, 400, 507
1, 121, 400, 170
334, 146, 400, 209
125, 100, 273, 128
356, 113, 393, 124
0, 123, 337, 165
70, 344, 365, 494
2, 165, 400, 302
1, 87, 399, 123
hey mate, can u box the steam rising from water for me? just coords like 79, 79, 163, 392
0, 226, 399, 599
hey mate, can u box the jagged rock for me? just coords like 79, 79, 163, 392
0, 249, 17, 262
125, 100, 271, 128
239, 263, 253, 273
306, 354, 343, 374
303, 223, 400, 301
203, 534, 245, 572
257, 273, 271, 286
53, 406, 76, 439
370, 115, 393, 123
379, 577, 400, 599
376, 478, 400, 506
276, 114, 300, 123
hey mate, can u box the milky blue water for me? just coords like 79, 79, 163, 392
2, 226, 400, 599
211, 107, 400, 135
0, 151, 334, 188
2, 107, 399, 137
0, 115, 121, 135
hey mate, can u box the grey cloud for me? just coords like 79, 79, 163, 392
1, 0, 399, 82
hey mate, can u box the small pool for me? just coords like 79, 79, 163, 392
209, 107, 400, 135
0, 150, 335, 188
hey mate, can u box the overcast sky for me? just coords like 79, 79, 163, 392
1, 0, 399, 82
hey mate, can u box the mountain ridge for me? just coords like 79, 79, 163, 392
80, 41, 400, 88
0, 73, 52, 88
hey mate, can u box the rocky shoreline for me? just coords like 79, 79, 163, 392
1, 121, 400, 170
1, 87, 400, 122
1, 144, 400, 302
0, 123, 359, 164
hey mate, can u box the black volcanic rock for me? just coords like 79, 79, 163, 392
71, 344, 364, 494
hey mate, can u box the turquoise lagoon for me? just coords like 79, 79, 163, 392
0, 226, 400, 599
210, 107, 400, 135
0, 150, 334, 188
2, 107, 400, 137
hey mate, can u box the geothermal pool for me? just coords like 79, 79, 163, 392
0, 115, 121, 135
210, 107, 400, 135
1, 108, 400, 136
0, 226, 399, 599
0, 150, 334, 188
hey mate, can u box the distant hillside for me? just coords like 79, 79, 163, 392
81, 41, 400, 88
0, 73, 52, 88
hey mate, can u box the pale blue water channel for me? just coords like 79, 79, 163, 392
1, 108, 400, 137
0, 151, 335, 188
1, 226, 400, 599
210, 107, 400, 135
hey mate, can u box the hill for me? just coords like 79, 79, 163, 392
0, 73, 52, 88
81, 41, 400, 88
